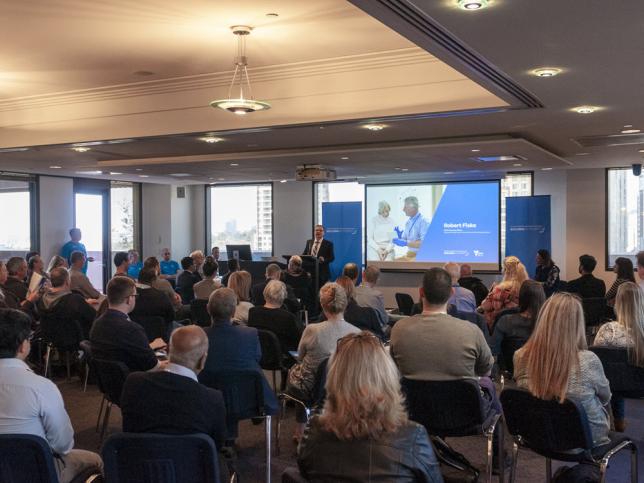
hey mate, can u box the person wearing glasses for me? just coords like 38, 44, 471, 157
298, 331, 444, 482
90, 276, 166, 372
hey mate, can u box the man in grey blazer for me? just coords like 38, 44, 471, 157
346, 264, 389, 329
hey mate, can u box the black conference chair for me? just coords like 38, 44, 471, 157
491, 307, 520, 335
499, 337, 528, 377
395, 292, 415, 316
0, 434, 59, 483
582, 297, 608, 337
79, 339, 93, 392
190, 298, 211, 327
199, 370, 273, 483
590, 346, 644, 398
130, 315, 167, 342
501, 388, 638, 483
401, 378, 503, 483
102, 432, 221, 483
258, 329, 291, 392
282, 467, 309, 483
40, 312, 83, 380
93, 358, 130, 442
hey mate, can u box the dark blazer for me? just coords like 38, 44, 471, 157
2, 277, 28, 303
302, 238, 335, 284
177, 270, 201, 304
566, 274, 606, 299
37, 291, 96, 339
298, 416, 443, 483
120, 370, 227, 449
202, 320, 278, 413
130, 285, 175, 327
248, 306, 302, 351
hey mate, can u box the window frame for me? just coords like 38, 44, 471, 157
0, 172, 39, 255
604, 167, 640, 271
206, 182, 275, 259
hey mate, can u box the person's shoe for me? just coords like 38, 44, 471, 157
614, 419, 626, 432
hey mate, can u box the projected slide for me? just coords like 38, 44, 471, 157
366, 181, 500, 271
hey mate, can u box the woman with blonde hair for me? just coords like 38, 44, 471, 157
286, 282, 361, 442
514, 293, 611, 447
593, 282, 644, 431
480, 256, 528, 330
228, 270, 254, 324
298, 331, 443, 482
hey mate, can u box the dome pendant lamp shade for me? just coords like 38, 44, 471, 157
210, 26, 271, 115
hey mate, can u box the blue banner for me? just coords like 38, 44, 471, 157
322, 201, 362, 282
506, 195, 551, 278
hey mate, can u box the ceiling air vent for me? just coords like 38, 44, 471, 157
474, 155, 525, 163
574, 133, 644, 148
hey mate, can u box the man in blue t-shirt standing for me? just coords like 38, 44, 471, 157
160, 248, 180, 282
60, 228, 93, 274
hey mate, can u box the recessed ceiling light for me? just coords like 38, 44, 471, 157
532, 67, 562, 78
135, 168, 143, 171
363, 123, 386, 131
139, 175, 149, 178
471, 149, 480, 152
109, 172, 123, 175
541, 167, 553, 171
230, 163, 239, 166
75, 170, 102, 175
457, 0, 490, 10
639, 149, 644, 153
624, 125, 633, 128
621, 129, 641, 134
573, 106, 598, 114
280, 179, 287, 183
576, 153, 590, 156
218, 178, 225, 181
106, 138, 134, 144
200, 136, 224, 144
394, 167, 401, 170
513, 163, 523, 167
401, 168, 409, 172
341, 156, 349, 160
0, 147, 29, 153
71, 146, 91, 153
443, 171, 454, 175
169, 173, 191, 177
49, 165, 62, 169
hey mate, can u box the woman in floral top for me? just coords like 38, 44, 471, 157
593, 281, 644, 432
480, 256, 528, 331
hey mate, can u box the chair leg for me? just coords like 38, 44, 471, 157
83, 363, 90, 392
545, 458, 552, 483
265, 415, 272, 483
486, 428, 494, 483
631, 442, 638, 483
497, 420, 505, 483
509, 442, 519, 483
276, 397, 286, 456
272, 371, 277, 395
96, 397, 105, 433
43, 344, 52, 378
65, 352, 71, 381
100, 402, 112, 443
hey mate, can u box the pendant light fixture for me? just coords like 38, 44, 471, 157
210, 26, 271, 115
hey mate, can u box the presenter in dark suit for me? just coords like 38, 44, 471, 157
303, 224, 335, 285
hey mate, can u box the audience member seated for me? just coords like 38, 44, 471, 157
90, 276, 162, 372
3, 256, 29, 302
144, 257, 183, 310
0, 260, 39, 312
287, 283, 360, 441
534, 249, 561, 297
177, 256, 201, 304
221, 258, 240, 287
329, 276, 385, 340
126, 249, 143, 279
160, 247, 180, 281
514, 292, 611, 448
480, 256, 528, 331
130, 268, 175, 333
492, 280, 545, 357
298, 331, 443, 483
637, 251, 644, 291
606, 257, 636, 305
566, 254, 606, 299
194, 257, 222, 300
593, 282, 644, 432
350, 264, 389, 329
458, 263, 489, 307
46, 255, 68, 274
191, 250, 206, 277
201, 288, 277, 416
0, 308, 103, 482
120, 325, 227, 449
444, 262, 476, 312
38, 267, 96, 339
227, 270, 254, 325
249, 280, 302, 353
27, 254, 48, 286
390, 268, 502, 465
251, 263, 282, 306
69, 251, 101, 301
112, 251, 130, 278
283, 255, 314, 312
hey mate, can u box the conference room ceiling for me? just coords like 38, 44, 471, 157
1, 0, 643, 183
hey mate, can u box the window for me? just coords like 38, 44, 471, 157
110, 181, 139, 275
0, 175, 36, 260
208, 184, 273, 259
607, 168, 643, 267
501, 172, 533, 257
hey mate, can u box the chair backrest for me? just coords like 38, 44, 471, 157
198, 370, 266, 423
130, 315, 166, 342
190, 299, 211, 327
257, 329, 284, 371
311, 357, 330, 407
39, 311, 83, 351
582, 297, 607, 328
282, 466, 309, 483
102, 432, 220, 483
492, 307, 520, 331
590, 346, 644, 397
0, 434, 59, 483
395, 293, 415, 316
93, 358, 130, 406
401, 378, 486, 437
500, 337, 528, 376
500, 388, 593, 456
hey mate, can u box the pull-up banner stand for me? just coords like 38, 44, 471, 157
322, 201, 362, 282
506, 195, 551, 278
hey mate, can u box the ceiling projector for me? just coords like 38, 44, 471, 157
296, 165, 337, 181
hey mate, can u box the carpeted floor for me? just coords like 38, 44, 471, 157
56, 369, 643, 482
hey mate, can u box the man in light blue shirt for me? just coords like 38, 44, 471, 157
160, 247, 180, 281
0, 308, 102, 482
444, 262, 477, 312
60, 228, 92, 274
392, 196, 430, 256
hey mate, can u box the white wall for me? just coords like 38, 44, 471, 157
39, 176, 74, 266
141, 184, 172, 259
273, 181, 313, 258
534, 169, 568, 279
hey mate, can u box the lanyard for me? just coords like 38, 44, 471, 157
406, 213, 420, 236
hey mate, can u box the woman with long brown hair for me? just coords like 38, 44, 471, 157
298, 331, 443, 482
513, 293, 611, 447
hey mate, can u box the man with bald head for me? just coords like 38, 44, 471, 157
120, 325, 226, 449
